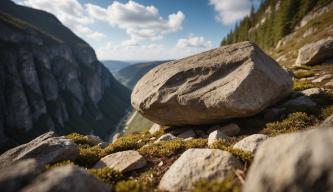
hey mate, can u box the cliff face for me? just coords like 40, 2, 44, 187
0, 1, 130, 151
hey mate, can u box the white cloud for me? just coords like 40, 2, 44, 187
209, 0, 252, 25
176, 34, 212, 49
86, 1, 185, 43
16, 0, 105, 41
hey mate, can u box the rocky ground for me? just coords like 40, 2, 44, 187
0, 38, 333, 192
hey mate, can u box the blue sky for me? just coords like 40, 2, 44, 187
13, 0, 259, 61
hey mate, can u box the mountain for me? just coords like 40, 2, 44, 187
101, 60, 132, 74
116, 60, 170, 89
0, 0, 131, 152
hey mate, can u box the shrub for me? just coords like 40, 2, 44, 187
293, 81, 315, 91
76, 145, 103, 167
115, 180, 153, 192
66, 133, 90, 145
89, 167, 124, 185
266, 112, 317, 135
210, 140, 253, 163
138, 139, 207, 158
45, 160, 74, 170
191, 177, 241, 192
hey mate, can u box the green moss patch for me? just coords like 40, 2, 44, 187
76, 145, 103, 167
115, 180, 154, 192
89, 167, 124, 185
191, 176, 241, 192
210, 140, 253, 163
45, 160, 74, 170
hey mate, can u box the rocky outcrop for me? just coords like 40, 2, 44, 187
159, 148, 243, 191
0, 159, 42, 192
244, 128, 333, 192
94, 150, 147, 172
233, 134, 269, 153
295, 37, 333, 66
0, 132, 79, 168
132, 41, 292, 126
22, 165, 111, 192
0, 0, 130, 152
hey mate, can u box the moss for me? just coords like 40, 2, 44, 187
320, 105, 333, 120
138, 139, 207, 158
191, 177, 241, 192
210, 140, 253, 163
45, 160, 74, 170
76, 145, 103, 167
115, 180, 153, 192
294, 70, 315, 79
293, 81, 315, 91
66, 133, 91, 145
89, 167, 124, 185
291, 65, 312, 71
266, 112, 317, 135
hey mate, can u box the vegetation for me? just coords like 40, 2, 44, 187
293, 81, 315, 91
45, 160, 74, 170
66, 133, 90, 145
191, 177, 241, 192
293, 70, 315, 79
115, 180, 153, 192
76, 145, 103, 167
89, 167, 124, 185
210, 140, 253, 163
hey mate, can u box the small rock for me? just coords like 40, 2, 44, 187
244, 128, 333, 192
233, 134, 269, 153
177, 129, 196, 139
97, 142, 109, 149
22, 165, 110, 192
149, 124, 162, 134
208, 130, 227, 146
283, 96, 316, 108
325, 80, 333, 88
154, 133, 177, 143
112, 133, 121, 143
0, 159, 42, 192
158, 149, 243, 191
0, 132, 79, 168
94, 150, 147, 172
300, 87, 322, 96
158, 161, 164, 167
84, 135, 103, 146
311, 74, 333, 83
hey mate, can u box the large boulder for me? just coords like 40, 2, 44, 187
0, 132, 79, 168
295, 37, 333, 66
159, 148, 243, 191
21, 165, 111, 192
94, 150, 147, 172
244, 128, 333, 192
0, 159, 43, 192
132, 41, 292, 126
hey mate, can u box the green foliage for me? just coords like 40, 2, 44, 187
89, 167, 124, 185
293, 81, 315, 91
210, 141, 253, 163
66, 133, 90, 145
115, 180, 153, 192
191, 177, 241, 192
266, 112, 316, 134
138, 139, 207, 158
294, 70, 315, 79
45, 160, 74, 170
76, 145, 103, 167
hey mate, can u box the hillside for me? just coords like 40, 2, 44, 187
0, 0, 130, 152
116, 60, 170, 89
101, 60, 132, 74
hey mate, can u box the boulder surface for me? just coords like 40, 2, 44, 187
132, 41, 292, 125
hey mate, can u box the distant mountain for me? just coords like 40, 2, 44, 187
116, 60, 171, 89
0, 0, 130, 152
101, 60, 132, 74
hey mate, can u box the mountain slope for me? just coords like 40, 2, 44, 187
0, 0, 130, 152
101, 60, 132, 74
116, 60, 170, 89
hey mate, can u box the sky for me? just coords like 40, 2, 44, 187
13, 0, 260, 61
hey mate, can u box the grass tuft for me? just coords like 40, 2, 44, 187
89, 167, 124, 185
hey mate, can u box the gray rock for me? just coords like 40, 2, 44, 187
244, 128, 333, 192
283, 96, 316, 108
22, 165, 111, 192
312, 74, 333, 83
83, 135, 103, 146
177, 129, 196, 139
149, 123, 162, 134
132, 41, 292, 126
0, 159, 43, 192
159, 149, 243, 191
208, 130, 227, 146
233, 134, 269, 153
94, 150, 147, 172
300, 87, 322, 96
155, 133, 177, 143
295, 37, 333, 66
0, 132, 79, 168
264, 107, 286, 120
